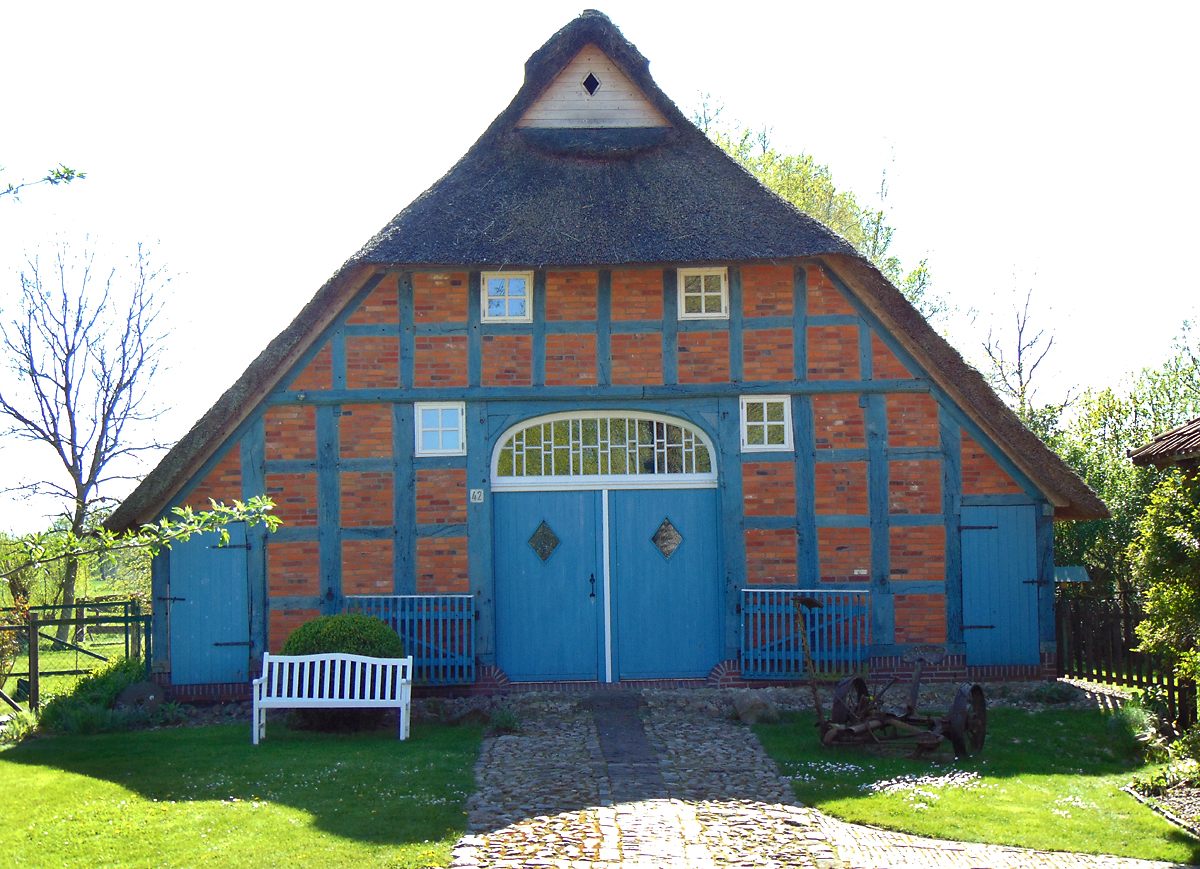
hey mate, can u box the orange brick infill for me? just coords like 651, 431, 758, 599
742, 328, 793, 381
341, 471, 393, 527
416, 468, 467, 525
887, 393, 939, 447
414, 272, 468, 322
267, 541, 320, 597
812, 394, 865, 449
347, 274, 399, 325
888, 460, 942, 514
610, 333, 663, 385
545, 333, 597, 386
338, 404, 391, 459
413, 336, 468, 387
745, 528, 797, 585
872, 333, 913, 379
806, 325, 861, 379
269, 608, 319, 653
482, 334, 532, 386
290, 343, 332, 391
814, 461, 868, 514
893, 593, 947, 644
545, 270, 598, 321
265, 405, 316, 461
742, 462, 797, 517
611, 269, 663, 320
677, 331, 730, 383
342, 539, 393, 595
182, 445, 242, 510
961, 430, 1025, 495
818, 526, 871, 583
805, 267, 857, 315
346, 335, 399, 389
741, 264, 793, 318
266, 472, 318, 527
890, 525, 946, 583
416, 536, 469, 594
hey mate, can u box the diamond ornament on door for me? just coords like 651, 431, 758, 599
650, 517, 683, 559
528, 520, 561, 563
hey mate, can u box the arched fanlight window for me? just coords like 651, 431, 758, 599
491, 411, 717, 490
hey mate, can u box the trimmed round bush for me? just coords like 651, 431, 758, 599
279, 614, 405, 733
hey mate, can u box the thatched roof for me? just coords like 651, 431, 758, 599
107, 10, 1107, 532
1128, 417, 1200, 470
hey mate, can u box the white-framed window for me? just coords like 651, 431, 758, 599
415, 402, 466, 456
740, 396, 792, 452
678, 267, 729, 319
481, 271, 533, 323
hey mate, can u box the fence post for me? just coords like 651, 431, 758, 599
28, 614, 39, 712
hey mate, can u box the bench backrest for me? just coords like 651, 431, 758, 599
259, 653, 412, 704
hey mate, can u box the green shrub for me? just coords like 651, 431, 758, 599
39, 658, 147, 735
1175, 723, 1200, 761
1027, 681, 1080, 705
489, 708, 519, 734
280, 614, 405, 733
0, 709, 38, 743
1107, 704, 1170, 761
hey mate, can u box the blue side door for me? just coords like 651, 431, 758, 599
610, 489, 721, 679
494, 491, 602, 681
168, 524, 250, 685
960, 505, 1040, 665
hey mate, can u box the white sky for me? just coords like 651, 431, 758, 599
1, 1, 1196, 533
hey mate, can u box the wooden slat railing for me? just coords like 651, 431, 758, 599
741, 589, 870, 680
342, 595, 473, 685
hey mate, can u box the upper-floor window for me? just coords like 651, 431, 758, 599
740, 396, 792, 452
678, 267, 728, 320
415, 402, 466, 456
481, 271, 533, 323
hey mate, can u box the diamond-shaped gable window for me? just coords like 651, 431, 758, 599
651, 518, 683, 559
582, 72, 601, 96
529, 521, 561, 563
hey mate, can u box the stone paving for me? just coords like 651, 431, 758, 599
450, 688, 1193, 869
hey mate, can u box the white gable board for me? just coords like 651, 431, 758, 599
517, 44, 670, 129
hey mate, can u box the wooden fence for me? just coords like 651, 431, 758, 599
1057, 593, 1196, 728
741, 589, 870, 680
342, 595, 474, 685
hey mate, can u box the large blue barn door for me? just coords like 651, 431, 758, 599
610, 489, 721, 679
960, 505, 1039, 665
168, 524, 250, 685
494, 491, 602, 681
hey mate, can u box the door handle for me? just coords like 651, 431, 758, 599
589, 573, 596, 598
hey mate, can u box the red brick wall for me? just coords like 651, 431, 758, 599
814, 462, 869, 514
269, 608, 320, 653
888, 460, 942, 514
265, 473, 318, 526
346, 336, 399, 389
887, 393, 939, 448
818, 527, 871, 583
339, 404, 391, 459
347, 274, 399, 325
812, 394, 865, 449
612, 269, 662, 320
183, 446, 242, 510
545, 270, 597, 320
677, 331, 729, 383
414, 272, 468, 322
893, 594, 946, 644
611, 333, 662, 384
265, 406, 316, 461
873, 334, 912, 379
416, 537, 469, 593
806, 325, 861, 380
742, 462, 796, 516
961, 431, 1024, 495
268, 542, 319, 597
416, 469, 467, 525
341, 471, 393, 526
742, 265, 793, 318
414, 336, 468, 387
890, 526, 946, 583
482, 335, 532, 386
291, 344, 332, 391
743, 329, 793, 381
545, 333, 597, 386
745, 528, 797, 585
342, 540, 393, 595
806, 269, 857, 315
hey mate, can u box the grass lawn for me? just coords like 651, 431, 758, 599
0, 721, 481, 869
755, 707, 1200, 865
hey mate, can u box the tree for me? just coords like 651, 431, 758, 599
982, 288, 1070, 425
0, 241, 167, 639
1, 164, 85, 202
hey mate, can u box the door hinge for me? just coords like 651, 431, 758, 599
156, 597, 186, 602
213, 641, 252, 647
960, 525, 999, 530
209, 542, 251, 550
962, 624, 996, 629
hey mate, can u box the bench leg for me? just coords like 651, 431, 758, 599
253, 702, 264, 745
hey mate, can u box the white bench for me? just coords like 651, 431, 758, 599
252, 652, 413, 744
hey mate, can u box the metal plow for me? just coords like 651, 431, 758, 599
792, 596, 987, 757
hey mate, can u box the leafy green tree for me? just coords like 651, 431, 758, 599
1, 164, 85, 201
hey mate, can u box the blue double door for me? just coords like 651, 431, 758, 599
495, 488, 721, 682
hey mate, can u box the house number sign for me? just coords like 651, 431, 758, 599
470, 489, 485, 503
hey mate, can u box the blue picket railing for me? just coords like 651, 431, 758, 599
741, 589, 870, 679
342, 595, 474, 685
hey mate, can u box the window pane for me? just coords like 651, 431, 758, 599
508, 299, 526, 317
488, 299, 506, 316
684, 275, 702, 293
695, 446, 712, 474
704, 293, 722, 313
487, 278, 506, 296
441, 429, 460, 451
441, 408, 459, 429
704, 274, 722, 293
747, 424, 764, 445
508, 278, 526, 297
684, 295, 702, 313
745, 402, 764, 422
421, 408, 440, 429
767, 424, 785, 445
767, 401, 785, 422
422, 431, 441, 451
